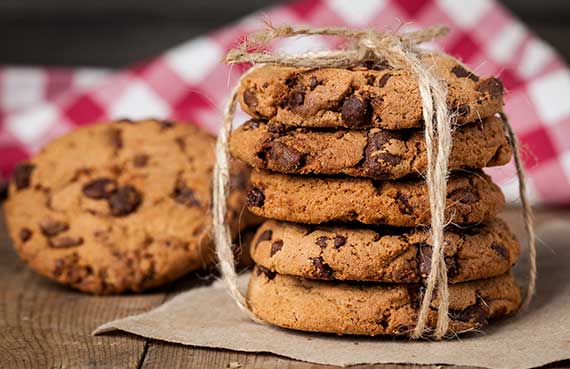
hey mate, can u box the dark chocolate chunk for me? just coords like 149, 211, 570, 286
364, 131, 402, 176
243, 88, 258, 109
453, 304, 487, 326
477, 77, 504, 97
255, 230, 273, 247
49, 236, 84, 248
40, 219, 69, 237
395, 193, 414, 215
19, 228, 33, 242
158, 120, 175, 130
133, 154, 149, 167
316, 236, 329, 249
270, 240, 284, 256
311, 256, 334, 279
267, 123, 288, 136
448, 188, 479, 204
108, 185, 142, 216
287, 90, 305, 110
247, 187, 265, 207
341, 95, 371, 127
378, 73, 392, 88
171, 181, 200, 207
361, 60, 391, 71
175, 137, 186, 152
308, 76, 319, 90
451, 65, 479, 82
82, 178, 118, 199
12, 163, 35, 190
491, 242, 510, 260
334, 235, 347, 249
457, 104, 470, 116
263, 142, 305, 172
418, 244, 458, 279
242, 120, 260, 130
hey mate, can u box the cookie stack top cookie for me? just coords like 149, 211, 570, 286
227, 45, 522, 337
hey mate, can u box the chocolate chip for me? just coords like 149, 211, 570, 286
285, 76, 298, 88
377, 317, 389, 329
256, 265, 276, 280
133, 154, 149, 167
311, 256, 334, 279
341, 95, 371, 127
82, 178, 118, 199
12, 163, 35, 190
243, 88, 258, 109
448, 188, 479, 204
395, 193, 414, 215
451, 65, 479, 82
255, 230, 273, 247
378, 73, 392, 88
40, 219, 69, 237
108, 185, 142, 216
457, 104, 470, 116
247, 187, 265, 207
158, 120, 175, 130
108, 128, 123, 150
171, 181, 200, 207
316, 236, 328, 249
262, 142, 305, 172
19, 228, 32, 242
477, 77, 503, 97
491, 242, 510, 260
270, 240, 284, 256
364, 131, 402, 176
262, 82, 269, 88
287, 90, 305, 111
49, 236, 84, 248
418, 244, 458, 279
308, 76, 319, 90
453, 304, 487, 326
334, 235, 347, 249
267, 123, 288, 136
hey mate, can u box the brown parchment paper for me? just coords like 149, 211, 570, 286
94, 220, 570, 368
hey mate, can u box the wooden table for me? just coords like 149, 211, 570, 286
1, 208, 569, 369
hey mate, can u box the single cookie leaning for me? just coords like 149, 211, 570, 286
248, 268, 521, 336
251, 218, 520, 283
247, 170, 504, 226
239, 53, 503, 130
230, 115, 512, 179
4, 120, 256, 294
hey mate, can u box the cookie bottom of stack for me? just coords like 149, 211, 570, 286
248, 267, 521, 336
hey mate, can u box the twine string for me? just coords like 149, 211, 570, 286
215, 24, 536, 339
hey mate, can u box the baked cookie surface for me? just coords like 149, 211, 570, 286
247, 268, 521, 336
247, 170, 504, 226
230, 115, 511, 179
250, 218, 520, 283
4, 120, 253, 294
239, 53, 503, 130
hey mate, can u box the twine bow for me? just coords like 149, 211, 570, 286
214, 23, 536, 340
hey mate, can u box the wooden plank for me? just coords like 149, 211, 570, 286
0, 212, 166, 369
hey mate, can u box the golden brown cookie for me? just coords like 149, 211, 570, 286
250, 218, 520, 283
230, 115, 511, 179
3, 119, 257, 294
239, 53, 503, 130
247, 268, 521, 336
247, 170, 504, 226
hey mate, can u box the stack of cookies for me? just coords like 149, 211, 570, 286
230, 53, 522, 336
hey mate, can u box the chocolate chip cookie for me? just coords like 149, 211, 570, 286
230, 115, 511, 179
247, 268, 521, 336
247, 170, 504, 226
250, 218, 519, 283
239, 53, 503, 130
3, 119, 257, 294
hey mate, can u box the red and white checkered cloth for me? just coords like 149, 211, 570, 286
1, 0, 569, 206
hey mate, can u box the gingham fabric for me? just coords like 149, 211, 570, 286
1, 0, 569, 205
